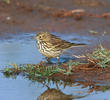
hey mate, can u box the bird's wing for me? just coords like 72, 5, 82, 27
49, 35, 72, 49
49, 34, 86, 49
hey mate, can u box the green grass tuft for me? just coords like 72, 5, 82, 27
88, 45, 110, 68
3, 64, 64, 82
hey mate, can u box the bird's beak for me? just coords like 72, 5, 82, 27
32, 36, 36, 40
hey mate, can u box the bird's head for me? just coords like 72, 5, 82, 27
34, 32, 51, 42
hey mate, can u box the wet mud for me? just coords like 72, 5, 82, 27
0, 0, 110, 34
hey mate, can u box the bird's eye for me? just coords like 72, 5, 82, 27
39, 36, 42, 39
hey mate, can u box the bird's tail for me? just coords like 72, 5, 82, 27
71, 43, 87, 47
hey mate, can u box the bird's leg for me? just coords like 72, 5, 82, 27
46, 57, 50, 62
56, 57, 59, 64
46, 57, 52, 64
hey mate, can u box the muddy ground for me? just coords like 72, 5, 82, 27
1, 0, 110, 90
0, 0, 110, 34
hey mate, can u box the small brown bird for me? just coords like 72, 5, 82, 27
34, 32, 86, 63
37, 88, 86, 100
37, 88, 73, 100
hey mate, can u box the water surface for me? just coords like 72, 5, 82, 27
0, 32, 110, 100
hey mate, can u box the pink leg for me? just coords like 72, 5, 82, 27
57, 57, 59, 64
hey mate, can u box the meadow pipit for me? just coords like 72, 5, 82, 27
34, 32, 86, 63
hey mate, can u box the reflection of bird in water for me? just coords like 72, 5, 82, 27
37, 88, 73, 100
34, 32, 86, 63
37, 88, 87, 100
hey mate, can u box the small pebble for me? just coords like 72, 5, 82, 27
6, 16, 11, 20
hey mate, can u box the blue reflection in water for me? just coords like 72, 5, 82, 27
0, 72, 90, 100
0, 33, 43, 67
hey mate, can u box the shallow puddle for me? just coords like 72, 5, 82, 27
0, 33, 44, 67
0, 73, 87, 100
0, 32, 110, 100
1, 72, 110, 100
